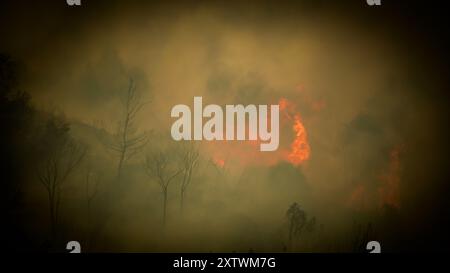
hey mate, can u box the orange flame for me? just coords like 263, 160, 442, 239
287, 114, 311, 165
279, 98, 311, 166
206, 97, 311, 169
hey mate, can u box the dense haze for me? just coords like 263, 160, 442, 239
1, 0, 450, 252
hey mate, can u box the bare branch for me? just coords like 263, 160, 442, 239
106, 77, 149, 178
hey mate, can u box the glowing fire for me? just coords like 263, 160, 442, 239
287, 114, 310, 165
279, 98, 311, 166
206, 97, 311, 169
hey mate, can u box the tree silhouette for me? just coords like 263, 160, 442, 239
145, 150, 182, 226
1, 54, 36, 250
108, 78, 148, 179
178, 143, 199, 213
37, 116, 86, 238
286, 202, 316, 250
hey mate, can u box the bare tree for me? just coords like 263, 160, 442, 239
179, 143, 199, 213
38, 126, 86, 238
108, 78, 148, 179
145, 151, 182, 226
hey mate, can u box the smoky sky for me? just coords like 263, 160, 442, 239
1, 0, 450, 251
